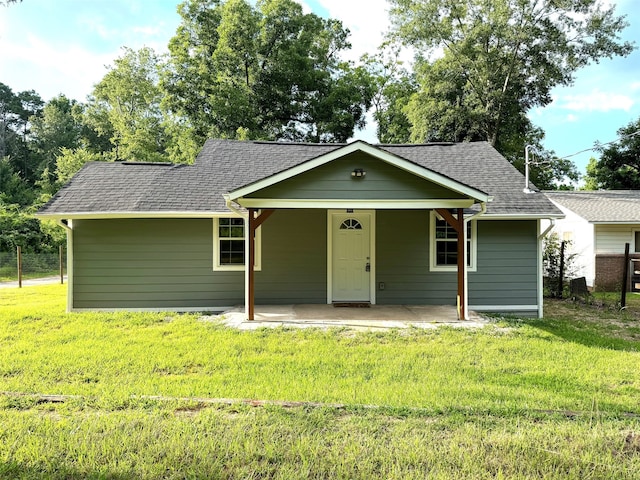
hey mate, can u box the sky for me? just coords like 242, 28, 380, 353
1, 0, 639, 180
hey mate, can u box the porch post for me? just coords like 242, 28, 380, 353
435, 208, 467, 320
246, 209, 275, 321
247, 209, 256, 320
456, 208, 466, 320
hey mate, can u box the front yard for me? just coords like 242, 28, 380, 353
1, 285, 639, 479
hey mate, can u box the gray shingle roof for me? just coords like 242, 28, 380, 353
38, 139, 562, 217
545, 190, 640, 223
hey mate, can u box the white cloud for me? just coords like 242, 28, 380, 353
557, 90, 634, 112
315, 0, 391, 60
566, 114, 579, 122
0, 33, 116, 101
76, 15, 118, 40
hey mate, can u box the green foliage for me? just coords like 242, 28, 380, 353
162, 0, 374, 143
383, 0, 633, 186
0, 209, 60, 253
0, 82, 44, 184
29, 95, 85, 181
363, 48, 416, 143
88, 47, 169, 163
583, 118, 640, 189
0, 157, 34, 207
543, 232, 578, 298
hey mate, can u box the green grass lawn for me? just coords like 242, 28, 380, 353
0, 269, 62, 283
1, 285, 639, 479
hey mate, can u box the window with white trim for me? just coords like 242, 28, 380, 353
429, 211, 477, 272
213, 218, 261, 271
634, 230, 640, 253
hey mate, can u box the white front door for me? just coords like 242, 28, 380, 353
331, 212, 372, 302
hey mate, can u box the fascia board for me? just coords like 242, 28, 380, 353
35, 211, 237, 220
478, 213, 566, 220
236, 198, 476, 209
589, 221, 640, 225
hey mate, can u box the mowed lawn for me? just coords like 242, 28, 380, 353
1, 285, 639, 479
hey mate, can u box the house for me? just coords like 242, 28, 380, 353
545, 190, 640, 291
37, 139, 563, 318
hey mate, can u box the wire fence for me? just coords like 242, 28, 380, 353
0, 247, 65, 283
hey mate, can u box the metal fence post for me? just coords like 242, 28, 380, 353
621, 242, 629, 309
558, 241, 565, 299
17, 246, 22, 288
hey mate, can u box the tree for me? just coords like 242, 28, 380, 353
162, 0, 374, 144
386, 0, 632, 186
30, 95, 85, 180
363, 48, 416, 144
0, 83, 44, 183
583, 118, 640, 189
0, 157, 34, 207
88, 47, 168, 163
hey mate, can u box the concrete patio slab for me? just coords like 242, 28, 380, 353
209, 304, 491, 331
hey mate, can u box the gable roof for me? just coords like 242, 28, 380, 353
227, 140, 490, 202
37, 139, 563, 218
545, 190, 640, 223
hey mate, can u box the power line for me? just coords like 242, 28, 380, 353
559, 129, 640, 160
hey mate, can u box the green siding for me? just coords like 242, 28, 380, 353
376, 210, 457, 304
73, 218, 243, 309
246, 152, 467, 200
469, 220, 538, 308
72, 212, 327, 309
375, 212, 539, 312
72, 212, 538, 314
255, 209, 326, 304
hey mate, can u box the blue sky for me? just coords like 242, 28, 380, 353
1, 0, 639, 179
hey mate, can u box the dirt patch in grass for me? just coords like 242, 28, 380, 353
544, 297, 640, 343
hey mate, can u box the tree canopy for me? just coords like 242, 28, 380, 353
383, 0, 633, 188
161, 0, 375, 144
584, 118, 640, 189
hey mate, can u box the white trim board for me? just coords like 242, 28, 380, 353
469, 305, 539, 311
237, 198, 475, 209
36, 212, 234, 220
71, 306, 233, 313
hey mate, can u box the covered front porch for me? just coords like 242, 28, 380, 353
225, 141, 491, 322
213, 303, 490, 331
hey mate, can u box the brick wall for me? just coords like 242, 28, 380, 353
595, 254, 640, 291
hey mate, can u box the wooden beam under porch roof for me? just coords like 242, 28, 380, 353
247, 208, 275, 321
435, 208, 466, 320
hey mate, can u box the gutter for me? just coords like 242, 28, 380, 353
224, 195, 251, 319
223, 194, 246, 217
57, 219, 73, 313
536, 218, 556, 319
538, 218, 555, 240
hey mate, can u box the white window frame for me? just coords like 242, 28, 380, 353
633, 229, 640, 254
213, 217, 261, 271
429, 210, 477, 272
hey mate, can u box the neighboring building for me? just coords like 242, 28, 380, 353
545, 190, 640, 291
37, 140, 563, 318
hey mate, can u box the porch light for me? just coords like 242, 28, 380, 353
351, 168, 366, 178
